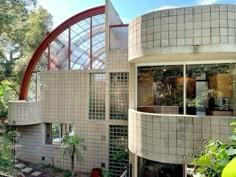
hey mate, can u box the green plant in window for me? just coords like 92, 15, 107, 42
112, 148, 128, 162
188, 65, 232, 77
186, 88, 222, 107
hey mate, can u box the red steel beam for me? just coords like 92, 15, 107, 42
68, 27, 71, 70
47, 45, 50, 70
109, 24, 129, 28
89, 17, 93, 69
19, 6, 105, 100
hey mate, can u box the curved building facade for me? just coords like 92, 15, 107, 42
128, 4, 236, 177
8, 2, 236, 177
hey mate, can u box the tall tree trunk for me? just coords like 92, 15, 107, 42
71, 155, 75, 177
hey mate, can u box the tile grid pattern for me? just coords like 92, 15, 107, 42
129, 4, 236, 53
110, 72, 129, 120
129, 109, 233, 164
89, 73, 106, 120
109, 125, 128, 177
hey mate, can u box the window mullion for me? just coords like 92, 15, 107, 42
183, 65, 186, 115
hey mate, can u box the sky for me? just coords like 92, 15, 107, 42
37, 0, 236, 29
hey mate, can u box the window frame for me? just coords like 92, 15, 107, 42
135, 60, 236, 116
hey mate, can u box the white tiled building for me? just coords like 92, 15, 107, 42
8, 1, 236, 177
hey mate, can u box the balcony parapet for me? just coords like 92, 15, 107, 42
129, 109, 235, 164
8, 101, 42, 125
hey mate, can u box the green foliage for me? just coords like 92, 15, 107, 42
0, 80, 17, 117
0, 125, 17, 175
63, 169, 72, 177
61, 135, 83, 176
112, 148, 128, 162
61, 135, 83, 162
186, 88, 222, 107
192, 120, 236, 177
103, 171, 112, 177
0, 0, 52, 117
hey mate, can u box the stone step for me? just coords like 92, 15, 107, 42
21, 167, 33, 174
31, 171, 42, 177
15, 163, 26, 170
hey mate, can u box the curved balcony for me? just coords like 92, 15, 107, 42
129, 109, 233, 164
128, 4, 236, 63
8, 101, 42, 125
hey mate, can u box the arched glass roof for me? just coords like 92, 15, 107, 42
19, 6, 105, 100
38, 14, 105, 71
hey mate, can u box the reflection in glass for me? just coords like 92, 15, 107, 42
138, 66, 183, 114
137, 63, 235, 116
186, 63, 235, 116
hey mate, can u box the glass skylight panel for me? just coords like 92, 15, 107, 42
36, 12, 105, 71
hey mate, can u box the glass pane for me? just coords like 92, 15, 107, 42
70, 14, 105, 70
138, 65, 183, 114
110, 26, 128, 49
49, 29, 69, 70
27, 72, 40, 101
52, 123, 62, 145
35, 49, 48, 71
92, 14, 105, 69
186, 63, 235, 116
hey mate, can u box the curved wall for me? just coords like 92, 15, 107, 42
129, 109, 233, 164
129, 4, 236, 63
8, 101, 42, 125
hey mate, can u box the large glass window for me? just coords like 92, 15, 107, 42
137, 63, 236, 116
138, 65, 183, 114
186, 63, 235, 116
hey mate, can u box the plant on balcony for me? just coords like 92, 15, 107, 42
61, 135, 83, 177
191, 121, 236, 177
186, 88, 222, 108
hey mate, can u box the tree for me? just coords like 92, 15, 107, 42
0, 80, 17, 117
61, 135, 83, 177
0, 0, 52, 116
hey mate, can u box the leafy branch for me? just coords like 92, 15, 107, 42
191, 120, 236, 177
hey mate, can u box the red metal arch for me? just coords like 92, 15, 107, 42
19, 5, 105, 100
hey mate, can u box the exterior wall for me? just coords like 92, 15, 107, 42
16, 124, 43, 162
129, 4, 236, 63
129, 109, 233, 165
40, 70, 90, 124
8, 101, 41, 125
14, 49, 129, 173
107, 49, 128, 72
15, 71, 109, 173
